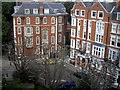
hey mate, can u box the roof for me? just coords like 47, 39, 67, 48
12, 2, 67, 16
72, 2, 116, 13
84, 2, 95, 7
101, 2, 116, 13
112, 6, 120, 20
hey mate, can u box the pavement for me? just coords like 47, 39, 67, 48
2, 55, 15, 81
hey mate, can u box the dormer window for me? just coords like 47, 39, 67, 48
54, 9, 58, 13
98, 11, 104, 19
15, 8, 18, 13
44, 9, 49, 14
117, 12, 120, 20
33, 9, 38, 14
25, 9, 30, 14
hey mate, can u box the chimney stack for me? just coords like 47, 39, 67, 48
40, 0, 43, 15
116, 0, 120, 8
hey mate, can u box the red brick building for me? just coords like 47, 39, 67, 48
12, 2, 68, 56
70, 1, 120, 69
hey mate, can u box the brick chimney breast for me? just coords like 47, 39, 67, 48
40, 1, 43, 15
116, 0, 120, 8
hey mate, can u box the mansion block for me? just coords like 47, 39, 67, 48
12, 2, 68, 56
70, 1, 120, 68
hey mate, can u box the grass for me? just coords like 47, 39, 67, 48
2, 79, 47, 90
2, 79, 34, 89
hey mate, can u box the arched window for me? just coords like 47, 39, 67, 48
36, 17, 40, 24
36, 36, 40, 45
18, 27, 21, 34
36, 27, 40, 34
42, 29, 48, 43
51, 36, 55, 44
51, 17, 55, 24
58, 34, 61, 42
58, 16, 62, 23
17, 17, 21, 24
43, 17, 47, 24
26, 17, 30, 24
18, 37, 22, 45
51, 26, 55, 33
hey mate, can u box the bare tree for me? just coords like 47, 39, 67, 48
77, 57, 118, 89
31, 44, 70, 89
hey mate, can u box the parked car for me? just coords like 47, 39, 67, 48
57, 82, 76, 89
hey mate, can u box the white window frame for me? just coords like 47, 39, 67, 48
51, 36, 55, 44
81, 10, 85, 17
95, 34, 103, 43
117, 12, 120, 21
58, 16, 62, 23
111, 23, 117, 33
116, 36, 120, 48
75, 9, 80, 16
18, 37, 22, 45
18, 27, 21, 34
83, 31, 86, 39
33, 9, 38, 14
77, 19, 80, 38
24, 9, 30, 14
82, 41, 86, 51
70, 50, 75, 59
71, 18, 76, 26
92, 45, 105, 58
43, 17, 47, 24
71, 29, 76, 37
110, 35, 116, 46
86, 42, 91, 53
51, 26, 55, 33
26, 27, 31, 34
58, 25, 62, 32
88, 32, 91, 40
76, 39, 80, 49
70, 39, 75, 48
44, 9, 49, 14
36, 27, 40, 34
26, 17, 30, 24
91, 10, 97, 18
117, 24, 120, 34
51, 17, 55, 24
98, 11, 104, 19
17, 17, 21, 24
108, 49, 118, 61
36, 17, 40, 24
36, 36, 40, 45
58, 34, 62, 42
